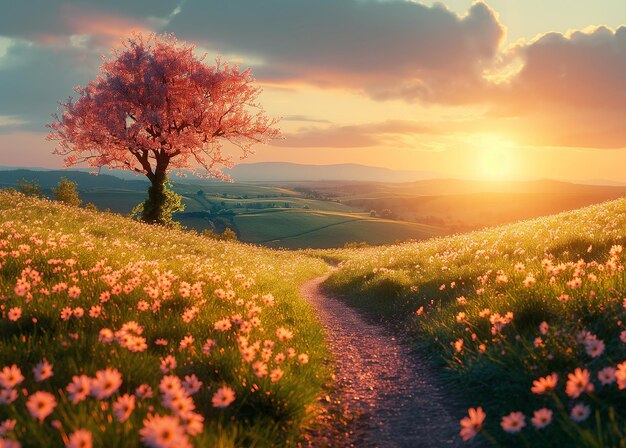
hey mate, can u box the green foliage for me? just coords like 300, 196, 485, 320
52, 177, 82, 206
15, 178, 43, 197
221, 227, 237, 241
201, 227, 238, 241
133, 178, 185, 228
343, 241, 369, 249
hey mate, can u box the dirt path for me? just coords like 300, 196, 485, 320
301, 274, 461, 448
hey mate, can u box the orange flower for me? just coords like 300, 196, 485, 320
459, 407, 486, 442
531, 373, 558, 394
26, 391, 57, 422
212, 386, 236, 408
566, 368, 594, 399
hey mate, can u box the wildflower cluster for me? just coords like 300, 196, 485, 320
326, 199, 626, 445
0, 191, 327, 447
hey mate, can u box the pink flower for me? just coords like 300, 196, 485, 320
501, 411, 526, 433
0, 365, 24, 389
113, 394, 135, 423
182, 375, 202, 395
584, 338, 605, 358
67, 285, 81, 299
33, 359, 53, 382
26, 391, 57, 422
459, 407, 486, 442
270, 368, 284, 383
139, 414, 191, 448
275, 327, 293, 342
160, 355, 177, 374
598, 367, 616, 385
212, 386, 236, 408
252, 361, 268, 378
66, 429, 92, 448
135, 384, 153, 399
67, 375, 91, 404
0, 389, 17, 405
0, 419, 16, 436
90, 368, 122, 399
179, 335, 194, 350
7, 307, 21, 322
570, 403, 591, 422
531, 408, 553, 429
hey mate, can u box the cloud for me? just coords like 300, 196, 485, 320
272, 120, 436, 148
0, 39, 102, 132
488, 26, 626, 148
282, 115, 333, 124
0, 1, 174, 46
168, 0, 505, 103
2, 1, 626, 151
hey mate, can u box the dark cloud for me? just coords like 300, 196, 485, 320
0, 1, 175, 44
168, 0, 505, 103
2, 0, 626, 150
0, 40, 101, 133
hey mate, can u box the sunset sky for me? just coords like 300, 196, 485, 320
2, 1, 626, 182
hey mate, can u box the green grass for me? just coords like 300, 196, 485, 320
320, 198, 626, 446
0, 190, 330, 447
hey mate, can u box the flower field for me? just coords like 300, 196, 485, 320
322, 198, 626, 446
0, 191, 329, 447
5, 186, 626, 447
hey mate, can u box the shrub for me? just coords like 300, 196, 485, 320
52, 177, 81, 206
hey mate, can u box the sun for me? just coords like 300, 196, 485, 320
475, 135, 517, 181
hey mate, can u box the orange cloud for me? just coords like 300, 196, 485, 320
60, 4, 154, 47
487, 26, 626, 148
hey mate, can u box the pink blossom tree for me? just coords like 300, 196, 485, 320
48, 33, 280, 224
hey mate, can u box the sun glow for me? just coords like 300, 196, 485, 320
475, 135, 517, 181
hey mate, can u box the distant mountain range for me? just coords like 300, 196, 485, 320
2, 163, 626, 187
224, 162, 439, 182
0, 163, 439, 183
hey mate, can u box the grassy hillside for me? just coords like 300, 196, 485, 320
321, 198, 626, 446
0, 191, 329, 447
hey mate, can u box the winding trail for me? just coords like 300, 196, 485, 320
301, 273, 461, 447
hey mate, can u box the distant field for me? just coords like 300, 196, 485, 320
291, 179, 626, 232
234, 209, 444, 249
76, 181, 444, 248
6, 169, 626, 249
0, 170, 445, 249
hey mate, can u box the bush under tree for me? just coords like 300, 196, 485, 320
52, 177, 81, 206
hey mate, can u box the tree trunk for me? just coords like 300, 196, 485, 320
142, 169, 167, 225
